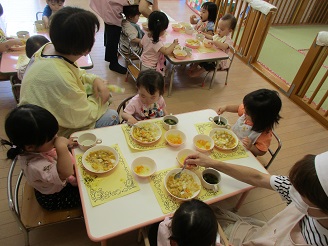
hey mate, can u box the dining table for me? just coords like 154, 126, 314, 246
162, 24, 229, 96
0, 22, 93, 74
71, 109, 268, 245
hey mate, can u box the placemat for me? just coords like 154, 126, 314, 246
75, 144, 140, 207
195, 122, 249, 160
15, 54, 29, 69
121, 120, 168, 151
198, 44, 218, 53
150, 167, 222, 214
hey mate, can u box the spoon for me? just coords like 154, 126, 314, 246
174, 161, 187, 179
127, 122, 142, 129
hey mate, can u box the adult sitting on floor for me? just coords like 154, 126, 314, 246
19, 7, 119, 138
185, 151, 328, 245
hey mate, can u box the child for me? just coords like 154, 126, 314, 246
1, 104, 80, 211
190, 2, 218, 35
17, 35, 49, 80
120, 5, 144, 56
140, 11, 179, 76
188, 14, 237, 78
157, 199, 219, 246
42, 0, 65, 28
122, 70, 168, 124
0, 3, 24, 54
217, 89, 282, 156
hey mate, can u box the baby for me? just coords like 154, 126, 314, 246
42, 0, 65, 28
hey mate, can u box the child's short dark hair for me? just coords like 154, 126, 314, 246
2, 104, 58, 159
170, 199, 218, 246
123, 5, 140, 19
26, 35, 49, 58
136, 70, 164, 96
243, 89, 282, 132
148, 11, 169, 43
47, 0, 65, 4
221, 13, 237, 30
50, 6, 99, 55
202, 2, 218, 23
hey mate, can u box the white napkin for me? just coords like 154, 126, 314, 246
316, 31, 328, 46
249, 0, 277, 15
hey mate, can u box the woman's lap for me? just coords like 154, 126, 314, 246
95, 108, 119, 128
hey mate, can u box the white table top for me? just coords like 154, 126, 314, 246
72, 109, 268, 242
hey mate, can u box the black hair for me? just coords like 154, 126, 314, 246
0, 3, 3, 17
1, 104, 58, 159
289, 154, 328, 213
48, 0, 65, 3
221, 13, 237, 30
26, 35, 49, 58
170, 199, 218, 246
49, 6, 99, 55
201, 2, 218, 23
243, 89, 282, 132
136, 70, 164, 96
148, 11, 169, 43
123, 5, 140, 19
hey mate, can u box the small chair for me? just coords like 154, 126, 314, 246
116, 95, 134, 123
202, 46, 236, 88
35, 11, 43, 21
233, 130, 282, 212
10, 74, 22, 103
7, 157, 83, 246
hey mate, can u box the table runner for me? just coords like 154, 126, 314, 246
150, 167, 222, 214
121, 120, 168, 151
75, 144, 140, 207
195, 122, 249, 160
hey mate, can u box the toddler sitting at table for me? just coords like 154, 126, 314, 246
17, 35, 49, 80
188, 14, 237, 78
42, 0, 65, 28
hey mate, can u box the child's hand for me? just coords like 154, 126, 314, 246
217, 106, 227, 115
173, 39, 179, 45
242, 137, 252, 150
68, 137, 78, 149
127, 117, 138, 125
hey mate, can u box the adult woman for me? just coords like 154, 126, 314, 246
19, 7, 119, 138
89, 0, 158, 74
186, 151, 328, 245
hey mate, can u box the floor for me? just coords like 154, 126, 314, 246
1, 0, 328, 245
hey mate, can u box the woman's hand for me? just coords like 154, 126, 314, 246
185, 152, 215, 168
93, 78, 111, 104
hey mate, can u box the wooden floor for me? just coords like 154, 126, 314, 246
1, 0, 328, 245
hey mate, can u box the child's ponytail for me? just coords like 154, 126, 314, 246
148, 11, 169, 43
0, 139, 24, 159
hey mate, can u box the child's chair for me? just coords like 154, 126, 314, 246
7, 157, 83, 246
233, 130, 282, 212
116, 95, 134, 123
202, 46, 236, 88
10, 74, 22, 103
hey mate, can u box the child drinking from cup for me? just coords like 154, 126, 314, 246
217, 88, 282, 156
1, 104, 80, 211
120, 5, 144, 56
42, 0, 65, 28
190, 2, 218, 35
188, 14, 237, 78
122, 70, 168, 124
140, 11, 179, 76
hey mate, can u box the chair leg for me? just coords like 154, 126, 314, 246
202, 71, 211, 87
225, 71, 229, 85
233, 190, 250, 212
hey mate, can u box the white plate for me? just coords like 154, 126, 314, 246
164, 168, 201, 201
82, 145, 119, 174
209, 128, 239, 150
130, 122, 162, 145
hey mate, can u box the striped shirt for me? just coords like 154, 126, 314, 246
271, 175, 328, 246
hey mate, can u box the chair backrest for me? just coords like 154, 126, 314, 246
7, 157, 83, 246
36, 11, 43, 20
117, 95, 134, 123
10, 75, 22, 103
265, 130, 282, 169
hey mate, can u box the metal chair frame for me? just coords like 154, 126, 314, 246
10, 74, 21, 103
7, 157, 83, 245
35, 11, 43, 21
116, 95, 135, 123
233, 130, 282, 212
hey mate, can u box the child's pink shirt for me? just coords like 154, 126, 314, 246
140, 34, 165, 69
124, 94, 166, 120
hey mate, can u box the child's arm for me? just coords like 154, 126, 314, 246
55, 136, 74, 181
213, 40, 229, 51
217, 105, 239, 115
190, 14, 198, 24
122, 112, 138, 124
163, 108, 168, 116
130, 38, 142, 44
202, 32, 214, 40
0, 39, 24, 53
242, 137, 266, 156
159, 39, 179, 55
139, 0, 158, 18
